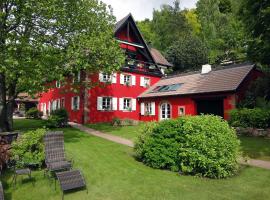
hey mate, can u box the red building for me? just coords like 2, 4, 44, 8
38, 14, 261, 124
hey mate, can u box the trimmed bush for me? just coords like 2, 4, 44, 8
134, 115, 240, 179
11, 129, 46, 168
229, 108, 270, 129
25, 107, 43, 119
46, 109, 69, 128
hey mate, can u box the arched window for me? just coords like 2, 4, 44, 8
160, 102, 171, 120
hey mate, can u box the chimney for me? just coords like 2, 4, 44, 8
201, 64, 212, 74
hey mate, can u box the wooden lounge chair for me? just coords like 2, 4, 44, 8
56, 170, 87, 200
44, 132, 72, 176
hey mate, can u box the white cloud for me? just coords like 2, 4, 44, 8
101, 0, 198, 21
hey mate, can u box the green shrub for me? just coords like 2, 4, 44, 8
25, 107, 43, 119
46, 109, 69, 128
11, 129, 46, 168
134, 115, 240, 179
229, 108, 270, 129
112, 117, 121, 126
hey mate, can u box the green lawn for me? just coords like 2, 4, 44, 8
2, 119, 270, 200
13, 119, 46, 132
86, 122, 270, 161
86, 123, 145, 141
239, 136, 270, 161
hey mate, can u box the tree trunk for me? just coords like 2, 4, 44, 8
0, 73, 8, 132
6, 82, 17, 131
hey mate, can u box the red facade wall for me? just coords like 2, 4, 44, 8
38, 80, 84, 124
87, 72, 160, 123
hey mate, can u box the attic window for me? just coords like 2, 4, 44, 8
151, 83, 182, 93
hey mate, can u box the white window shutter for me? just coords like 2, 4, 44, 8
112, 98, 117, 110
151, 102, 156, 115
132, 76, 136, 86
132, 99, 137, 111
97, 97, 103, 110
71, 97, 74, 110
140, 102, 145, 115
140, 77, 144, 87
119, 98, 124, 110
112, 73, 117, 83
99, 72, 103, 82
120, 74, 124, 84
77, 97, 80, 110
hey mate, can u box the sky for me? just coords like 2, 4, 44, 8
101, 0, 198, 21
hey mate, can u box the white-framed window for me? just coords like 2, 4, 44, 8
73, 71, 81, 83
52, 100, 58, 111
56, 99, 60, 109
140, 77, 150, 87
120, 74, 136, 86
71, 96, 80, 111
145, 102, 152, 115
178, 106, 185, 116
102, 97, 112, 110
99, 72, 111, 82
160, 102, 171, 120
123, 98, 132, 111
140, 102, 155, 116
56, 81, 61, 88
124, 75, 131, 85
61, 98, 65, 108
97, 97, 117, 111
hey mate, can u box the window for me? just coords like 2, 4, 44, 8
151, 83, 183, 93
73, 71, 81, 83
141, 77, 150, 87
100, 73, 111, 82
145, 103, 152, 115
56, 99, 60, 109
144, 78, 150, 87
123, 98, 132, 110
178, 106, 185, 116
61, 98, 65, 108
56, 81, 61, 88
72, 96, 80, 111
102, 97, 112, 110
124, 75, 131, 85
160, 103, 171, 120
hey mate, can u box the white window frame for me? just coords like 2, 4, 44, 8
123, 98, 132, 111
56, 81, 61, 88
102, 97, 112, 111
160, 102, 171, 120
145, 102, 152, 115
61, 98, 65, 108
100, 72, 112, 82
71, 96, 80, 111
178, 106, 185, 116
123, 74, 131, 86
140, 77, 150, 87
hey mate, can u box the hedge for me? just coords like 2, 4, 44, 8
229, 108, 270, 129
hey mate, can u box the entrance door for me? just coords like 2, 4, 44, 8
196, 99, 224, 117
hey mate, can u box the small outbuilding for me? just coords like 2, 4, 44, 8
138, 63, 262, 121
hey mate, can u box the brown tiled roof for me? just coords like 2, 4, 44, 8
139, 64, 255, 98
150, 48, 173, 67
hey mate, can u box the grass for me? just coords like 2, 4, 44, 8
239, 136, 270, 161
86, 122, 270, 161
2, 119, 270, 200
86, 123, 145, 141
13, 119, 46, 132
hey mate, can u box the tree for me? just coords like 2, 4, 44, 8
183, 9, 201, 36
137, 19, 157, 46
240, 0, 270, 66
196, 0, 247, 64
166, 35, 208, 72
151, 0, 192, 51
0, 0, 124, 132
